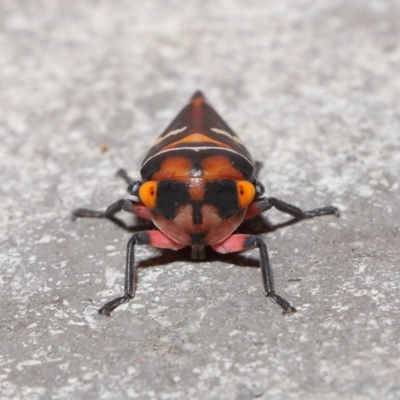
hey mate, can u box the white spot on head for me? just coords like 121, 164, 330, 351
191, 167, 202, 177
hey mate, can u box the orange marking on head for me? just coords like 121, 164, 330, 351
151, 157, 193, 180
188, 179, 206, 201
202, 156, 244, 179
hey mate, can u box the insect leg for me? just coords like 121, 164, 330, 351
245, 197, 339, 220
98, 232, 143, 316
115, 168, 135, 184
246, 235, 297, 314
267, 197, 340, 219
99, 230, 185, 316
253, 161, 263, 178
72, 199, 135, 220
212, 234, 296, 315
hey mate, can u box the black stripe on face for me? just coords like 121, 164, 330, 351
204, 180, 239, 219
192, 202, 203, 225
155, 180, 190, 220
191, 233, 205, 245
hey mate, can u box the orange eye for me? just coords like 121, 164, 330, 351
139, 181, 157, 209
236, 180, 255, 209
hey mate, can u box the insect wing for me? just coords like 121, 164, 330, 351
140, 92, 255, 183
142, 92, 253, 165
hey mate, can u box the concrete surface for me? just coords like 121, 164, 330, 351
1, 1, 400, 399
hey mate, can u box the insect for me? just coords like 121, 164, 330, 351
73, 91, 339, 316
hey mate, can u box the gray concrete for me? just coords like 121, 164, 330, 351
1, 1, 400, 399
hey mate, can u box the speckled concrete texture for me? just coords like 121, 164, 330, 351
1, 1, 400, 399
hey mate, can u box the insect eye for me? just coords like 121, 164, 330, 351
127, 180, 141, 196
139, 181, 157, 209
236, 180, 255, 209
254, 180, 265, 197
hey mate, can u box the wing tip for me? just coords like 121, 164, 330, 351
190, 90, 206, 102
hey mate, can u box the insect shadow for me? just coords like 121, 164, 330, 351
104, 212, 304, 272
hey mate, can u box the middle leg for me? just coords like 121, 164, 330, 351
245, 197, 340, 220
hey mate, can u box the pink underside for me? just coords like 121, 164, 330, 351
133, 203, 152, 220
244, 201, 262, 220
147, 230, 186, 250
146, 230, 249, 254
132, 201, 259, 253
211, 234, 248, 254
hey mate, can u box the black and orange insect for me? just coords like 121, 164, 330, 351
73, 91, 339, 316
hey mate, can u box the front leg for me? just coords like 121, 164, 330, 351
99, 230, 185, 316
72, 199, 152, 223
212, 234, 296, 315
